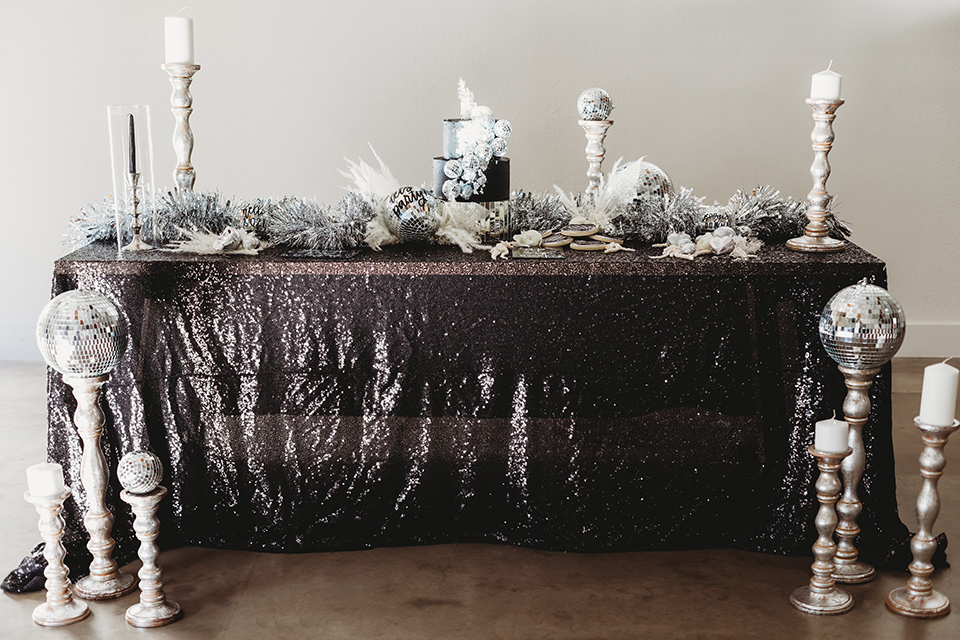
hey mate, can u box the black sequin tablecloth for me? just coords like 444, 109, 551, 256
15, 241, 923, 586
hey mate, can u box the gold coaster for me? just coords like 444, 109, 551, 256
570, 239, 608, 251
561, 223, 600, 237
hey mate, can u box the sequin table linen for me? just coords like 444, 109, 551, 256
30, 242, 918, 580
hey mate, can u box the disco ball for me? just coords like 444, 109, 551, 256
618, 159, 675, 202
385, 186, 441, 243
117, 450, 163, 494
577, 88, 614, 121
819, 279, 906, 369
36, 290, 127, 377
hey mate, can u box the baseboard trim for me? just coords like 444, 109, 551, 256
898, 324, 960, 358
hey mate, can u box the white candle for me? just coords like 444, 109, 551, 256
164, 16, 194, 65
815, 416, 849, 453
810, 61, 842, 100
919, 361, 959, 427
26, 463, 65, 498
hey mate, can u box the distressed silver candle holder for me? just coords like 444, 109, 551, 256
578, 119, 612, 200
122, 172, 151, 251
786, 99, 846, 253
121, 486, 182, 627
161, 63, 200, 193
791, 446, 855, 615
24, 487, 90, 627
886, 417, 959, 618
66, 375, 137, 600
832, 365, 880, 583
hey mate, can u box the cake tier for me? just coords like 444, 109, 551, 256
442, 119, 468, 159
433, 157, 510, 203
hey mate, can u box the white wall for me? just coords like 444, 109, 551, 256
2, 0, 958, 359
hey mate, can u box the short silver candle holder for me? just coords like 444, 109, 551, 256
24, 487, 90, 627
791, 445, 855, 615
578, 119, 612, 201
122, 171, 151, 251
121, 486, 182, 627
786, 98, 846, 253
886, 417, 959, 618
161, 63, 200, 193
66, 374, 137, 600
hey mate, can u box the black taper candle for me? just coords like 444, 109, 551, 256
128, 114, 137, 174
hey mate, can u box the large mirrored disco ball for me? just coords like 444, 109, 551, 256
618, 159, 675, 202
577, 88, 614, 121
819, 279, 906, 369
385, 186, 441, 243
117, 451, 163, 494
36, 290, 128, 377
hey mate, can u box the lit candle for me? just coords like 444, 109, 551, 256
128, 114, 137, 174
810, 61, 842, 100
164, 15, 194, 65
919, 360, 959, 427
815, 414, 849, 453
26, 463, 65, 498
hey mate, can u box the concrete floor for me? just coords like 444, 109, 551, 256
0, 359, 957, 639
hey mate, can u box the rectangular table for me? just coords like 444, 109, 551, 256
35, 241, 914, 578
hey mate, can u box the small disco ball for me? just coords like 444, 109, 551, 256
699, 205, 733, 233
36, 290, 127, 378
491, 138, 508, 157
819, 279, 906, 369
577, 88, 614, 121
385, 186, 441, 243
618, 159, 675, 202
493, 119, 512, 139
117, 450, 163, 494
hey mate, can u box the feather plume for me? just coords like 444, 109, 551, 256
435, 201, 488, 252
457, 78, 476, 119
339, 144, 400, 202
364, 210, 399, 251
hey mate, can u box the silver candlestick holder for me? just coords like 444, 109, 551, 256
161, 63, 200, 193
833, 365, 881, 584
791, 446, 855, 615
122, 172, 151, 251
786, 99, 846, 253
886, 417, 959, 618
24, 487, 90, 627
65, 375, 137, 600
121, 486, 182, 627
578, 119, 612, 201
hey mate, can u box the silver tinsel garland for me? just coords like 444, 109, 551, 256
67, 185, 849, 251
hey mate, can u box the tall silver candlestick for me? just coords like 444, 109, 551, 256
786, 99, 846, 253
67, 375, 137, 600
122, 486, 182, 627
161, 64, 200, 193
24, 488, 90, 627
819, 280, 906, 584
791, 446, 855, 615
578, 119, 612, 201
122, 172, 151, 251
886, 417, 959, 618
36, 291, 135, 601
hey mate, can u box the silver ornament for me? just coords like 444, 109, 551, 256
491, 138, 508, 157
36, 290, 128, 378
462, 169, 478, 183
462, 154, 480, 172
577, 88, 614, 121
443, 159, 463, 179
476, 143, 494, 163
493, 119, 512, 139
479, 116, 495, 131
385, 186, 441, 243
474, 172, 487, 190
620, 159, 674, 202
117, 450, 163, 494
819, 279, 906, 369
441, 180, 461, 200
459, 183, 474, 199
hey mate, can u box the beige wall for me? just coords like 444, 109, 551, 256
2, 0, 958, 359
